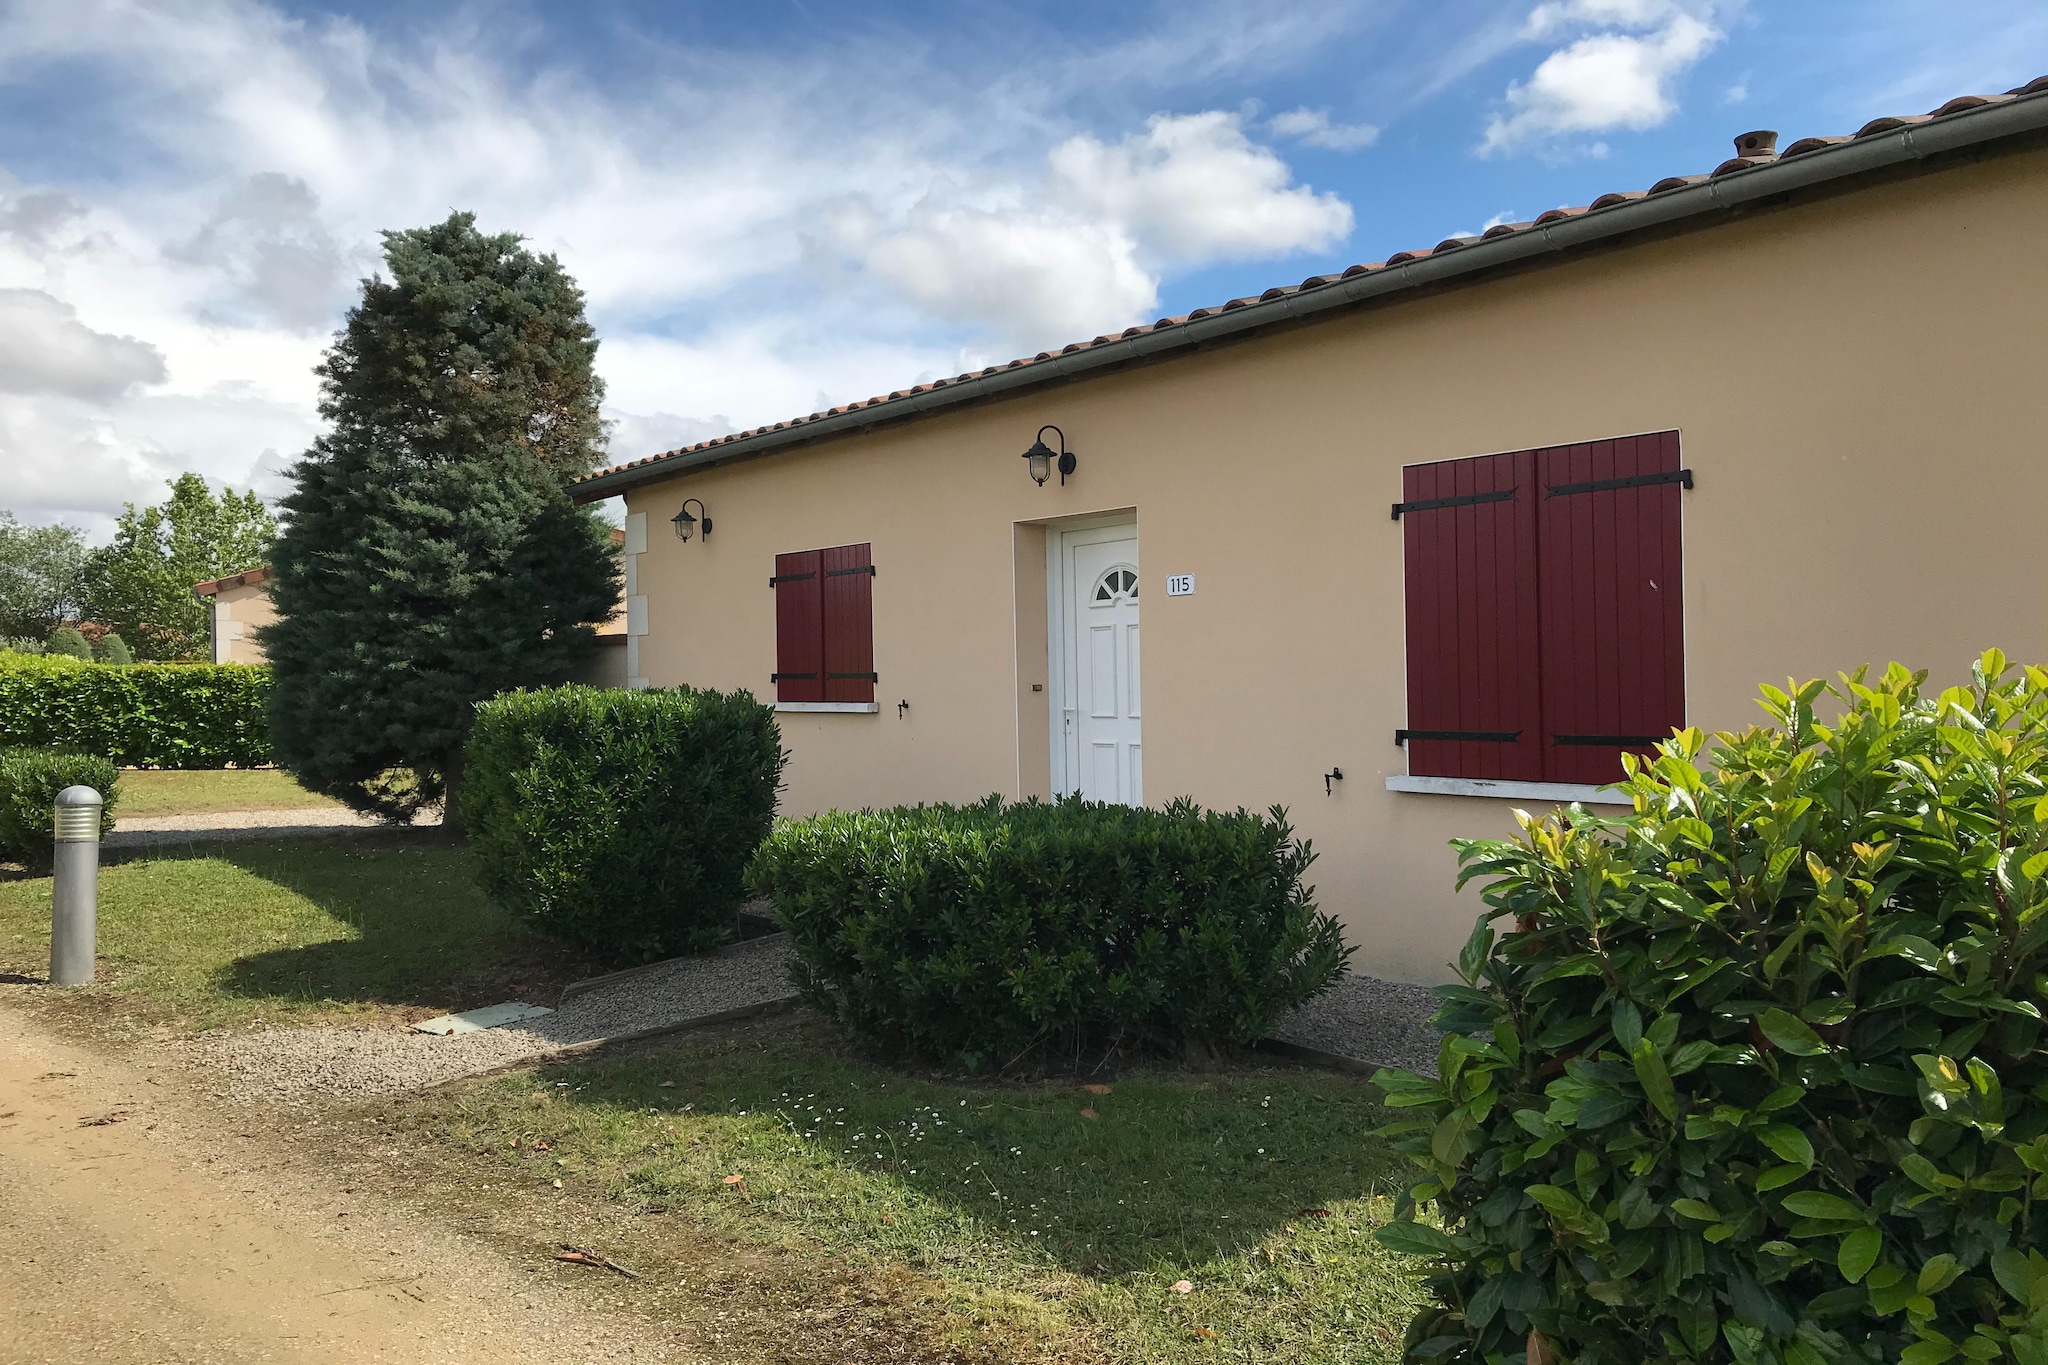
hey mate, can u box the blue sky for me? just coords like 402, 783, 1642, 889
3, 0, 2045, 534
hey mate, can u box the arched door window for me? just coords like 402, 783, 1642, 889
1091, 564, 1138, 607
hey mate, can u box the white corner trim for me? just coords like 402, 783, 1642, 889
626, 675, 651, 691
1385, 775, 1631, 806
623, 511, 648, 556
774, 701, 880, 714
626, 594, 649, 636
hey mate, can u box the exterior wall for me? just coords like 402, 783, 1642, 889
624, 148, 2048, 981
571, 635, 631, 688
208, 582, 277, 665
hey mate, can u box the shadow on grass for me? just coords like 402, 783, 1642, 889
446, 1011, 1416, 1282
208, 832, 607, 1013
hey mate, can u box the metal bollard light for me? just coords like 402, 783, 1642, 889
50, 785, 103, 986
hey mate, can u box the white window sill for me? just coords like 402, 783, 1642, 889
774, 701, 879, 714
1385, 775, 1631, 806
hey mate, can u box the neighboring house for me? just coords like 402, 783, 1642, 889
575, 81, 2048, 981
192, 532, 632, 683
193, 567, 275, 665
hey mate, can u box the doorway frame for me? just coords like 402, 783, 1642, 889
1045, 512, 1141, 799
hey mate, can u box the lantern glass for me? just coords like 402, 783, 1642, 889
671, 507, 697, 541
1023, 440, 1053, 486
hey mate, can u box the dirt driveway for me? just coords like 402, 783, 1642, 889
0, 1004, 682, 1364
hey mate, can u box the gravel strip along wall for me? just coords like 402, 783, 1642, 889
1268, 975, 1446, 1077
185, 934, 798, 1103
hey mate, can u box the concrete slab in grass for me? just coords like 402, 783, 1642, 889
414, 1002, 555, 1036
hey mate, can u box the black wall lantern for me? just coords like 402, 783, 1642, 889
1022, 425, 1077, 487
670, 497, 712, 542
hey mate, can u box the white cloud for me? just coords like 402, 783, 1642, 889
168, 173, 358, 332
0, 289, 166, 399
1268, 107, 1382, 151
0, 0, 1360, 527
1051, 112, 1353, 263
864, 209, 1158, 344
832, 112, 1352, 349
1482, 1, 1725, 155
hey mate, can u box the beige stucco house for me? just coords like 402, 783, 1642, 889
586, 80, 2048, 981
193, 567, 277, 665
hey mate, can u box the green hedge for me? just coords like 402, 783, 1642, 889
747, 795, 1350, 1071
0, 651, 273, 768
464, 684, 785, 960
0, 748, 118, 871
1373, 653, 2048, 1365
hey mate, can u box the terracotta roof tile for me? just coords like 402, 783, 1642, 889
579, 77, 2048, 489
192, 565, 272, 597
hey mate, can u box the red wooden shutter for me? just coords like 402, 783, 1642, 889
1536, 431, 1685, 784
773, 549, 824, 702
1400, 449, 1545, 781
821, 542, 875, 703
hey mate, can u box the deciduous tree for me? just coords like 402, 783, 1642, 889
82, 474, 275, 660
0, 512, 88, 642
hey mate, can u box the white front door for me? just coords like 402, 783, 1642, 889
1054, 522, 1141, 804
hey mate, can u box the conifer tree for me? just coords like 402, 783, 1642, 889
264, 213, 619, 824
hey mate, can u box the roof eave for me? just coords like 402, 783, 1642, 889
572, 90, 2048, 504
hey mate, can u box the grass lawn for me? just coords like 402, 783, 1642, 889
0, 835, 600, 1028
0, 831, 1430, 1358
114, 767, 343, 817
392, 1012, 1429, 1363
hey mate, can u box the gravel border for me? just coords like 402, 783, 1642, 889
181, 922, 1445, 1101
184, 933, 798, 1103
1268, 973, 1446, 1077
107, 808, 441, 849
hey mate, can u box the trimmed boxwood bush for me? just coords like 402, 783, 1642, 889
0, 748, 118, 871
0, 651, 272, 767
464, 684, 785, 960
1373, 653, 2048, 1365
747, 794, 1350, 1070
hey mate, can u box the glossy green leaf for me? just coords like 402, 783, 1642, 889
1838, 1227, 1882, 1283
1632, 1037, 1676, 1119
1373, 1220, 1459, 1259
1758, 1123, 1814, 1167
1780, 1191, 1863, 1221
1758, 1007, 1829, 1056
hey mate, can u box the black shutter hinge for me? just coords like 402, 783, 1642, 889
1546, 468, 1693, 498
1395, 729, 1522, 746
826, 564, 877, 578
770, 672, 818, 682
827, 672, 879, 681
1552, 733, 1667, 746
1391, 487, 1515, 521
768, 571, 817, 587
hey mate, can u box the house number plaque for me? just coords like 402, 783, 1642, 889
1165, 574, 1195, 596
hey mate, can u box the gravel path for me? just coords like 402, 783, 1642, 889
185, 933, 798, 1103
1270, 974, 1447, 1077
107, 807, 442, 849
181, 915, 1443, 1101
